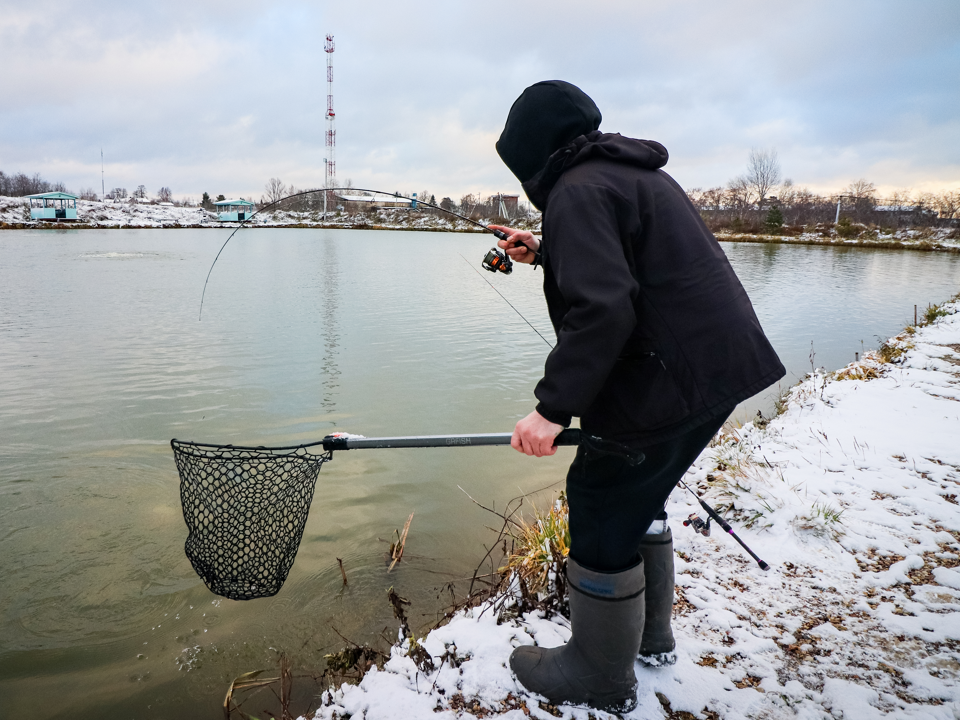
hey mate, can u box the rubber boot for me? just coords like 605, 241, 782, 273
509, 557, 644, 713
637, 527, 677, 667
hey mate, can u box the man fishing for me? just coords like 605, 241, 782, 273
491, 80, 785, 712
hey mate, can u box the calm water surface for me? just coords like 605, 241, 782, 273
1, 228, 958, 718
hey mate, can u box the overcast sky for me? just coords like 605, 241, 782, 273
1, 0, 957, 203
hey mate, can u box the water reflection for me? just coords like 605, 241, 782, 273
319, 232, 341, 411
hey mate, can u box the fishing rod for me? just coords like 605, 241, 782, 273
678, 478, 770, 571
198, 187, 539, 319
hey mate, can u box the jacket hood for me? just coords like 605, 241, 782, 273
496, 81, 602, 184
522, 131, 669, 211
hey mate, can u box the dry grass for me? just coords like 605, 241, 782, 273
503, 493, 570, 597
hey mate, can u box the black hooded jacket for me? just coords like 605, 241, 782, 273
498, 98, 785, 444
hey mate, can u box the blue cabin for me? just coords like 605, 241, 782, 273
28, 191, 79, 221
215, 199, 255, 222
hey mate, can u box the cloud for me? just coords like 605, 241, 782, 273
1, 0, 957, 200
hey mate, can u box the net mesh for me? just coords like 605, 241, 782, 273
171, 439, 331, 600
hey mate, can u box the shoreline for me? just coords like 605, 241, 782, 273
2, 211, 957, 254
304, 292, 960, 720
2, 223, 959, 255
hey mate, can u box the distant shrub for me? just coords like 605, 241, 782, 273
923, 303, 949, 324
836, 217, 858, 238
765, 206, 784, 234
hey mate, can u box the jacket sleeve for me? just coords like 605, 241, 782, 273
534, 182, 640, 424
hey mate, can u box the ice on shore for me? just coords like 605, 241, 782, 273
307, 296, 960, 719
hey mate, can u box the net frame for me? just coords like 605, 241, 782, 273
172, 439, 331, 600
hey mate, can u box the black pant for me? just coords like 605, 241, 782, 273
566, 412, 729, 572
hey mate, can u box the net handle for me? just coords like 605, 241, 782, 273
171, 429, 643, 464
321, 429, 578, 450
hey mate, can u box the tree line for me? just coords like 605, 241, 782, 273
0, 169, 179, 205
6, 163, 957, 230
0, 170, 70, 197
686, 149, 959, 233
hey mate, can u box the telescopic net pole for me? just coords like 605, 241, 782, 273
172, 428, 645, 600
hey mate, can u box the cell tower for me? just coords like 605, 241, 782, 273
324, 34, 336, 189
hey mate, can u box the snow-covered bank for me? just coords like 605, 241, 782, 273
308, 295, 960, 720
2, 195, 957, 255
0, 195, 537, 234
715, 229, 960, 253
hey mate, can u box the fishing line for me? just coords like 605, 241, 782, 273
197, 187, 537, 319
458, 253, 554, 349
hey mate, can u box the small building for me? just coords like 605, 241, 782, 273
215, 199, 255, 222
27, 191, 79, 221
496, 194, 519, 218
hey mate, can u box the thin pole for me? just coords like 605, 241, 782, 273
100, 149, 105, 201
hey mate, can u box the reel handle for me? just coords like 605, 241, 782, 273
492, 229, 534, 254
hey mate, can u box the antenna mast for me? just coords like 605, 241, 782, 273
324, 34, 336, 190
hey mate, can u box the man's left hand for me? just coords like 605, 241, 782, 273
512, 410, 564, 457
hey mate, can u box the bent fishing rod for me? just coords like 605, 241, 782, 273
197, 187, 537, 319
193, 187, 770, 571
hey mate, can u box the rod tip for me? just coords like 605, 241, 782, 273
758, 561, 770, 571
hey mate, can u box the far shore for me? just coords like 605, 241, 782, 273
3, 220, 958, 254
1, 197, 957, 253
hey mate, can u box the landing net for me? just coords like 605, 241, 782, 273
171, 439, 330, 600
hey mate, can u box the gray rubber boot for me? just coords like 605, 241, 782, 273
509, 557, 644, 713
637, 527, 677, 667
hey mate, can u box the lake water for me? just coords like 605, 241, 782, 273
1, 228, 958, 718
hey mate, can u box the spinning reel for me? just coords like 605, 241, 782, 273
482, 228, 539, 275
482, 246, 514, 274
683, 512, 711, 537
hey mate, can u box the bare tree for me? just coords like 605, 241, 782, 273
79, 188, 98, 201
842, 178, 876, 221
703, 187, 725, 211
744, 148, 782, 212
685, 187, 707, 212
157, 187, 173, 203
931, 190, 960, 220
725, 176, 752, 218
264, 178, 286, 204
134, 184, 147, 200
459, 193, 478, 216
845, 178, 876, 201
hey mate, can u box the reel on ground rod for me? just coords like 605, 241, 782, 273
683, 512, 711, 537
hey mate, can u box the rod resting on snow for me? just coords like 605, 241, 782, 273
680, 479, 770, 571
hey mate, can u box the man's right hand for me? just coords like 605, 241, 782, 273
511, 410, 564, 457
489, 225, 540, 265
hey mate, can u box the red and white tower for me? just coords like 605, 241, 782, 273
324, 34, 336, 189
